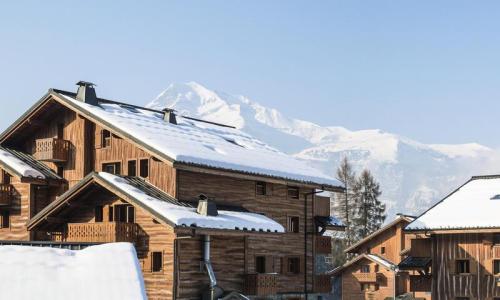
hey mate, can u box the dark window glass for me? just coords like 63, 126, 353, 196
140, 159, 149, 178
287, 187, 299, 199
57, 166, 64, 177
256, 256, 266, 274
1, 211, 9, 228
102, 162, 121, 175
381, 246, 386, 254
288, 257, 301, 274
95, 206, 103, 222
456, 260, 470, 274
115, 205, 128, 223
494, 234, 500, 245
127, 206, 135, 223
494, 260, 500, 275
108, 206, 114, 222
152, 252, 163, 272
102, 130, 112, 148
2, 171, 11, 184
57, 124, 64, 139
374, 265, 379, 272
128, 160, 137, 177
255, 182, 266, 195
361, 265, 370, 273
288, 216, 300, 233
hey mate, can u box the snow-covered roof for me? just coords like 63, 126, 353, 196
328, 253, 396, 276
0, 147, 45, 179
54, 92, 342, 188
406, 175, 500, 231
366, 254, 396, 270
99, 172, 284, 233
0, 243, 146, 300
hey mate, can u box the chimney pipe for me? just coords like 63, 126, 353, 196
163, 108, 177, 125
76, 81, 98, 105
197, 194, 218, 217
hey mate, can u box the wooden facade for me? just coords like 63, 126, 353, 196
0, 90, 343, 299
333, 217, 432, 300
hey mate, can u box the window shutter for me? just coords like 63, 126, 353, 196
470, 260, 478, 274
265, 183, 273, 196
265, 255, 274, 273
143, 252, 152, 272
485, 259, 493, 274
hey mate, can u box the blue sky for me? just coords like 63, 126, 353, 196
1, 1, 500, 146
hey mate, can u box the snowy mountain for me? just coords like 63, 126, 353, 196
147, 82, 498, 217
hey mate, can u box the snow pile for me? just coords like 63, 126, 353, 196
99, 172, 285, 233
60, 94, 342, 188
407, 176, 500, 230
0, 243, 146, 300
0, 148, 45, 179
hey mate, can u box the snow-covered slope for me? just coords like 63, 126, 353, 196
147, 82, 497, 216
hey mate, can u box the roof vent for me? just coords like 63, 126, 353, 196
76, 81, 98, 105
197, 194, 218, 217
162, 108, 177, 125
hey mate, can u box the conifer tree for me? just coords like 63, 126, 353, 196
352, 169, 386, 240
332, 157, 357, 248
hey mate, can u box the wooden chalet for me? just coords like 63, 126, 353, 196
0, 82, 345, 300
405, 175, 500, 300
330, 215, 431, 300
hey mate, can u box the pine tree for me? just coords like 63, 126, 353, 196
352, 169, 386, 240
332, 157, 357, 245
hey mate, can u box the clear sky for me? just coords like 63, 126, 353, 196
1, 1, 500, 146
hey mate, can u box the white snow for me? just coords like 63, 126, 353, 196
366, 254, 396, 270
0, 243, 146, 300
99, 172, 285, 233
0, 148, 45, 179
407, 176, 500, 230
428, 143, 492, 158
59, 94, 342, 188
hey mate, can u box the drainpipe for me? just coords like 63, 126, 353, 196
204, 235, 218, 292
391, 265, 399, 300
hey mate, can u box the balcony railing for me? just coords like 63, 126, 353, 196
410, 275, 432, 292
314, 275, 331, 293
63, 222, 139, 243
315, 235, 332, 254
353, 272, 379, 283
244, 273, 278, 296
314, 196, 331, 217
0, 184, 13, 206
35, 138, 70, 162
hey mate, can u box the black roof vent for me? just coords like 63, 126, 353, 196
76, 81, 98, 105
196, 194, 218, 217
162, 108, 177, 125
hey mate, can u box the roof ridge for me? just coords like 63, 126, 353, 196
470, 174, 500, 180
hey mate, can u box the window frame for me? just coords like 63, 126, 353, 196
101, 130, 112, 148
287, 216, 300, 233
255, 256, 266, 274
127, 160, 137, 177
95, 205, 104, 223
255, 181, 266, 196
360, 265, 370, 273
102, 162, 121, 175
287, 186, 299, 199
0, 210, 10, 229
151, 251, 163, 273
139, 159, 149, 178
287, 256, 301, 275
456, 259, 470, 274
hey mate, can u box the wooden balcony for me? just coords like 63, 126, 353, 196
35, 138, 70, 162
64, 222, 139, 243
314, 196, 330, 217
244, 273, 278, 296
410, 275, 432, 292
313, 275, 331, 293
0, 184, 13, 206
315, 235, 332, 254
353, 272, 379, 283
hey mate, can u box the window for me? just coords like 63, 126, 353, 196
494, 234, 500, 245
57, 166, 64, 177
287, 257, 301, 274
255, 182, 266, 195
102, 130, 112, 148
361, 265, 370, 273
360, 283, 378, 292
57, 123, 64, 139
2, 171, 11, 184
381, 246, 386, 254
0, 211, 9, 229
456, 260, 470, 274
95, 206, 103, 222
102, 162, 121, 175
113, 205, 135, 223
128, 160, 137, 177
287, 187, 299, 199
256, 256, 266, 274
287, 216, 300, 233
374, 265, 379, 272
108, 206, 114, 222
494, 260, 500, 275
139, 159, 149, 178
152, 252, 163, 273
